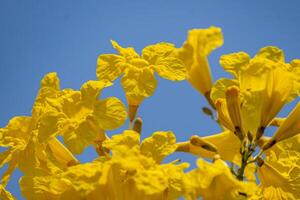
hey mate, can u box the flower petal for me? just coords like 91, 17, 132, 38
93, 97, 127, 130
96, 54, 125, 81
111, 40, 139, 59
80, 80, 112, 103
178, 27, 223, 95
210, 78, 239, 103
254, 46, 284, 63
220, 52, 250, 77
62, 116, 103, 154
38, 111, 62, 143
153, 57, 186, 81
121, 67, 157, 105
142, 42, 176, 64
102, 130, 140, 152
140, 131, 177, 163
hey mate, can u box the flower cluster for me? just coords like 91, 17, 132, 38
1, 27, 300, 200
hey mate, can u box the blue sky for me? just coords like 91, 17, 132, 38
1, 0, 300, 199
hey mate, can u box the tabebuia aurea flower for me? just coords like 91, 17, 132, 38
96, 40, 187, 125
1, 26, 300, 200
177, 26, 223, 107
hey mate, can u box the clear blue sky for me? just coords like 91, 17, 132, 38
1, 0, 300, 199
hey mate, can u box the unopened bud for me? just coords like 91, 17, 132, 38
190, 135, 218, 153
202, 107, 214, 119
133, 117, 142, 134
175, 142, 190, 152
226, 86, 243, 139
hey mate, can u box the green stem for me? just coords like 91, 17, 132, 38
236, 144, 255, 180
237, 152, 248, 180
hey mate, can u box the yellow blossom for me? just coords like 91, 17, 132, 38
96, 40, 186, 122
20, 130, 189, 200
45, 80, 127, 154
178, 26, 223, 97
215, 46, 298, 140
0, 73, 78, 186
257, 158, 300, 199
255, 134, 300, 199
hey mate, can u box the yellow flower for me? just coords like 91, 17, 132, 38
0, 73, 78, 186
46, 80, 127, 154
178, 26, 223, 97
256, 134, 300, 199
184, 158, 257, 200
20, 130, 189, 200
257, 158, 300, 199
215, 46, 298, 140
97, 40, 186, 121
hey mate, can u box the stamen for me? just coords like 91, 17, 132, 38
175, 142, 190, 152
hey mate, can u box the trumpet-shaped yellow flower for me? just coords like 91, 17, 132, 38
257, 158, 300, 199
215, 46, 298, 140
46, 80, 127, 154
255, 134, 300, 199
0, 73, 78, 186
96, 41, 186, 110
20, 130, 189, 200
178, 26, 223, 96
184, 158, 257, 200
